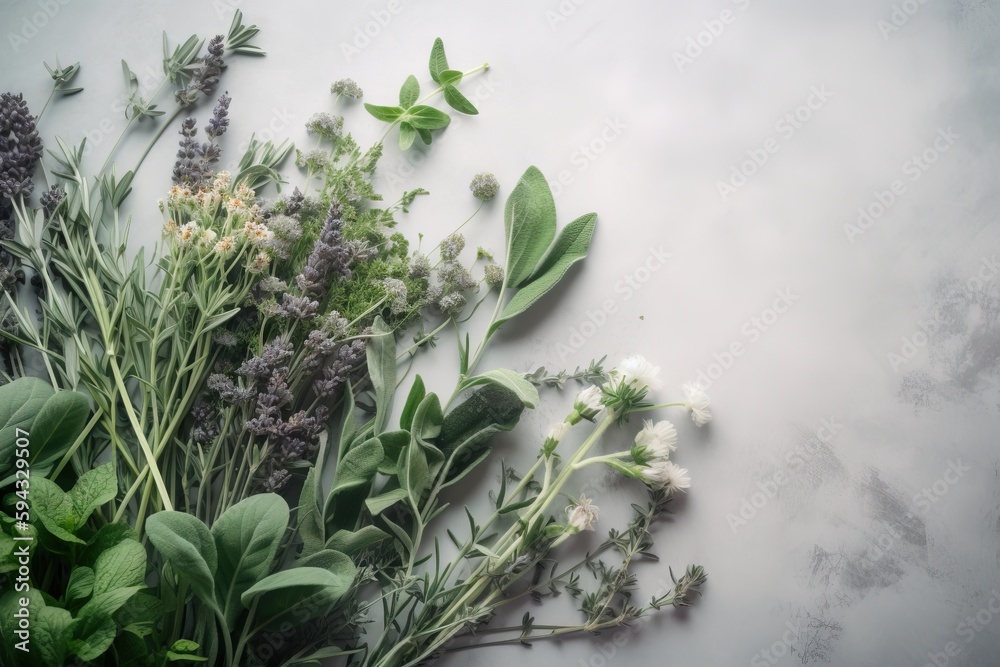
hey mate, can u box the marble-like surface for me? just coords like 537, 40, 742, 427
3, 0, 999, 665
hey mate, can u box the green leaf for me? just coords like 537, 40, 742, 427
438, 69, 463, 86
65, 566, 95, 607
443, 85, 478, 115
166, 638, 208, 662
15, 389, 89, 476
78, 585, 143, 618
416, 127, 433, 145
364, 103, 404, 123
67, 612, 117, 661
93, 539, 146, 596
325, 526, 391, 558
35, 605, 72, 666
461, 369, 539, 409
67, 463, 118, 529
367, 316, 395, 435
297, 465, 325, 560
398, 121, 416, 150
365, 487, 409, 515
80, 523, 138, 568
399, 74, 419, 108
503, 166, 557, 288
240, 563, 356, 624
211, 494, 289, 631
404, 105, 451, 130
330, 437, 384, 498
376, 430, 410, 475
429, 37, 449, 83
146, 512, 217, 609
491, 213, 597, 334
30, 477, 86, 544
0, 377, 54, 478
437, 384, 527, 485
399, 376, 426, 432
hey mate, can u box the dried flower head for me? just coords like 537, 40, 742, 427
306, 113, 344, 141
440, 233, 465, 262
483, 263, 504, 289
331, 78, 363, 100
469, 172, 500, 201
566, 494, 600, 532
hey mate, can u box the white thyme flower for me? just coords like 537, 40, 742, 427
566, 494, 600, 532
634, 419, 678, 461
615, 354, 663, 392
574, 385, 604, 420
682, 384, 712, 426
642, 460, 691, 495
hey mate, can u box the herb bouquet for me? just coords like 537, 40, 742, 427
0, 12, 711, 667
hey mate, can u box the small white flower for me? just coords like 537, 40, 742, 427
642, 460, 691, 495
214, 236, 236, 256
176, 221, 199, 246
566, 494, 600, 532
546, 421, 571, 444
574, 385, 604, 419
634, 419, 678, 460
200, 229, 218, 246
682, 384, 712, 426
616, 354, 663, 391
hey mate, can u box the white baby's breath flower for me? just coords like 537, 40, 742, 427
634, 419, 678, 461
574, 385, 604, 420
682, 384, 712, 426
566, 494, 600, 532
615, 354, 663, 391
642, 460, 691, 495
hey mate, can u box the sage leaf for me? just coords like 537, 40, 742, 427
460, 369, 539, 408
443, 85, 478, 115
504, 166, 557, 288
404, 105, 451, 130
399, 375, 426, 432
429, 37, 449, 83
399, 74, 419, 108
0, 377, 53, 477
240, 563, 356, 624
399, 122, 416, 150
367, 316, 395, 435
491, 212, 597, 335
364, 103, 404, 123
146, 512, 217, 609
211, 494, 289, 631
325, 526, 391, 558
93, 538, 146, 596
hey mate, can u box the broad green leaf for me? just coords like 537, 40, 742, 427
365, 487, 409, 515
93, 539, 145, 596
68, 463, 118, 530
492, 212, 597, 334
66, 567, 95, 607
12, 389, 89, 478
240, 563, 356, 624
80, 523, 137, 568
416, 127, 432, 145
438, 69, 463, 86
34, 605, 72, 666
30, 477, 85, 544
0, 377, 54, 477
438, 384, 526, 484
367, 316, 395, 435
404, 105, 451, 130
399, 74, 419, 108
503, 166, 557, 288
329, 437, 383, 498
460, 369, 539, 408
429, 37, 449, 83
410, 393, 443, 442
398, 122, 416, 150
376, 430, 410, 475
146, 512, 217, 609
399, 375, 426, 432
166, 637, 208, 662
364, 103, 404, 123
325, 526, 391, 558
335, 381, 357, 465
78, 585, 143, 618
212, 494, 289, 631
443, 85, 478, 115
67, 611, 117, 661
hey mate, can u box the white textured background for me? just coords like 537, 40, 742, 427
3, 0, 1000, 665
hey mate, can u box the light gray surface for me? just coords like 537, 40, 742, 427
3, 1, 1000, 665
